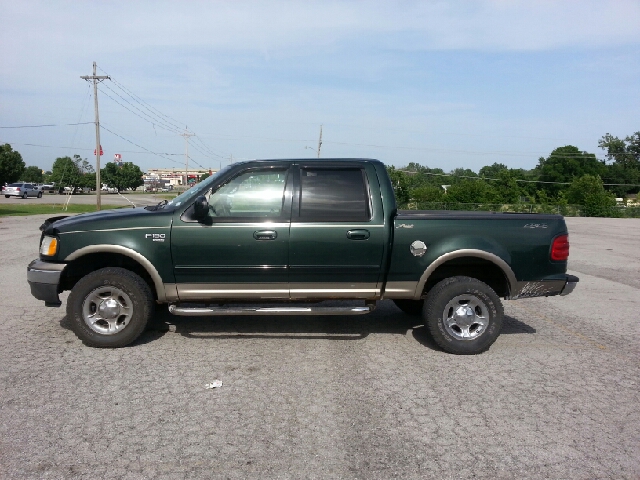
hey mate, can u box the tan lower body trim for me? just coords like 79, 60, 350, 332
177, 283, 289, 300
290, 283, 379, 299
382, 281, 419, 299
174, 282, 381, 301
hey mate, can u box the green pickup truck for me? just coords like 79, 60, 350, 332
27, 159, 578, 354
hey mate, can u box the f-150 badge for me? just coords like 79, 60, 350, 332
145, 233, 166, 242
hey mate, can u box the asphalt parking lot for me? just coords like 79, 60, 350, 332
2, 191, 170, 207
0, 215, 638, 479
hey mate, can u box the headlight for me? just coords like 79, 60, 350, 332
40, 236, 59, 256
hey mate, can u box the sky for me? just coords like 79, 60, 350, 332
1, 1, 639, 174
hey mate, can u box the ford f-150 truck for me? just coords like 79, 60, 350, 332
27, 159, 578, 354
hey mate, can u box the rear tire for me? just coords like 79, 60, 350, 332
67, 267, 154, 348
4, 195, 9, 198
37, 192, 42, 198
22, 192, 27, 199
393, 299, 424, 316
424, 276, 503, 355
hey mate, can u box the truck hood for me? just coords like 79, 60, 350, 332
41, 207, 173, 235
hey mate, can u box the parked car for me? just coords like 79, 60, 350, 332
3, 183, 42, 199
27, 159, 578, 354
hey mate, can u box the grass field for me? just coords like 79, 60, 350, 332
0, 204, 124, 217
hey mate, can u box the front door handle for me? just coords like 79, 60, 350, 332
346, 229, 370, 240
253, 230, 278, 240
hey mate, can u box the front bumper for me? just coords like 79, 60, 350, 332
27, 259, 66, 307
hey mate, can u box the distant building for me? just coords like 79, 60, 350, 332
143, 168, 216, 191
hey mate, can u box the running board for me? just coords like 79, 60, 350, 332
168, 303, 376, 317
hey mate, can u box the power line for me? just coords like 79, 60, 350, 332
3, 141, 184, 156
99, 66, 185, 131
0, 122, 94, 129
100, 123, 183, 166
97, 85, 181, 134
400, 170, 640, 187
96, 65, 229, 163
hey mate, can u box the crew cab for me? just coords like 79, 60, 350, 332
27, 159, 578, 354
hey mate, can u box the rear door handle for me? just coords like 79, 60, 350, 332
346, 229, 370, 240
253, 230, 278, 240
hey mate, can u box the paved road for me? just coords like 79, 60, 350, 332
0, 215, 638, 479
2, 191, 171, 207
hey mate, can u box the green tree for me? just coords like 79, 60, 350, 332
199, 172, 210, 182
567, 175, 616, 217
598, 132, 640, 196
599, 132, 640, 170
80, 172, 96, 190
411, 185, 443, 203
536, 146, 605, 198
101, 162, 144, 192
479, 163, 508, 179
386, 166, 410, 205
444, 179, 489, 204
49, 156, 82, 192
486, 170, 522, 204
0, 144, 26, 186
22, 166, 44, 183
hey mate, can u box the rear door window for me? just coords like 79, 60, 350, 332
297, 168, 370, 222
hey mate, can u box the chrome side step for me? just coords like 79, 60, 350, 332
168, 303, 376, 317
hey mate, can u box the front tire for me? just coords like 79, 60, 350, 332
67, 267, 154, 347
37, 191, 42, 198
424, 276, 503, 355
22, 192, 28, 199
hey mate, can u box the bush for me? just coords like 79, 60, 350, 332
567, 175, 617, 217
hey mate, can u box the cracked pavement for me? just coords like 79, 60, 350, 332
0, 215, 638, 479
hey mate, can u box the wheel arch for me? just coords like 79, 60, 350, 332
415, 249, 517, 299
63, 245, 168, 302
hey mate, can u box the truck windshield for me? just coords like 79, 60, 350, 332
166, 166, 232, 208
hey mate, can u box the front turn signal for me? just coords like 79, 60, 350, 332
40, 236, 58, 256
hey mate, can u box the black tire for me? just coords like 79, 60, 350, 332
4, 195, 9, 198
424, 276, 503, 355
22, 192, 28, 199
37, 191, 42, 198
393, 299, 424, 316
67, 267, 154, 348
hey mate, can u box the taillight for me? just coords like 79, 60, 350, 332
551, 234, 569, 261
16, 188, 21, 192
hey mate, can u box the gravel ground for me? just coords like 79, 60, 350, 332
0, 214, 638, 479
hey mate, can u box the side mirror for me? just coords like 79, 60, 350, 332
193, 196, 209, 220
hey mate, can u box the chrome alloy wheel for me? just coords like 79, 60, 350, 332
442, 294, 489, 340
82, 286, 134, 335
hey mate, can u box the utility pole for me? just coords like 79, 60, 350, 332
180, 129, 195, 189
80, 62, 109, 210
317, 125, 323, 158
